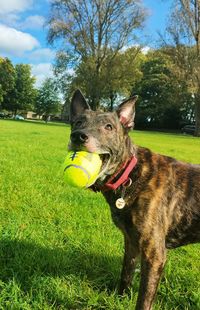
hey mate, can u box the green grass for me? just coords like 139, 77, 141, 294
0, 119, 199, 310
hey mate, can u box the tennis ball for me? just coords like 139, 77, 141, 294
63, 151, 102, 188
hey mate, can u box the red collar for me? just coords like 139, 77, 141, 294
103, 155, 137, 191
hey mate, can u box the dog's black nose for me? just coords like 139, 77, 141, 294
70, 131, 88, 144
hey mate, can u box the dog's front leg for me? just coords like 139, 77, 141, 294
119, 234, 139, 295
135, 245, 166, 310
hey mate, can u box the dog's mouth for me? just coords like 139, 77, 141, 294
68, 141, 111, 181
99, 153, 110, 176
69, 140, 110, 164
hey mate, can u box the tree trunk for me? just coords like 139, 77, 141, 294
110, 93, 114, 111
90, 96, 99, 111
194, 1, 200, 136
194, 91, 200, 136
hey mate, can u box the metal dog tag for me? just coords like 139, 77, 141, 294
115, 198, 125, 209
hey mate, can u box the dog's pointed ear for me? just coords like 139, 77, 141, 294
70, 89, 91, 122
116, 95, 138, 129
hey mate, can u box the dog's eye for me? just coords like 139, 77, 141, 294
105, 124, 113, 131
75, 120, 82, 127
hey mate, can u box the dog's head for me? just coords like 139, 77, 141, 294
69, 89, 137, 181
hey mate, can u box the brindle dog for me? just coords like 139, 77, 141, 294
69, 89, 200, 310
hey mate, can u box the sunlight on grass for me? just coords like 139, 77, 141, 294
0, 120, 199, 309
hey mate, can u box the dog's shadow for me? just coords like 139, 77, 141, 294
0, 238, 126, 295
0, 239, 197, 309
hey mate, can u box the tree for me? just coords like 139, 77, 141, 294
3, 64, 36, 114
15, 64, 37, 112
0, 84, 3, 105
163, 0, 200, 135
101, 47, 144, 110
0, 57, 15, 109
35, 78, 61, 120
47, 0, 146, 109
134, 51, 189, 129
66, 47, 144, 111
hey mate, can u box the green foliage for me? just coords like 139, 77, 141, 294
14, 64, 37, 111
0, 57, 61, 118
0, 120, 199, 309
3, 64, 36, 114
164, 0, 200, 135
63, 47, 144, 111
0, 84, 3, 104
0, 57, 15, 107
134, 51, 193, 129
35, 78, 61, 117
99, 47, 145, 110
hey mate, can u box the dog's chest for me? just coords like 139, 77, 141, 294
103, 190, 139, 234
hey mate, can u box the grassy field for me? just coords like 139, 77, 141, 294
0, 119, 200, 310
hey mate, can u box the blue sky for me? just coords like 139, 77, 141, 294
0, 0, 172, 87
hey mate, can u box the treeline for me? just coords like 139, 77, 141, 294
134, 48, 195, 130
0, 57, 61, 118
1, 1, 200, 133
0, 58, 36, 115
47, 0, 200, 134
57, 47, 195, 130
0, 48, 196, 130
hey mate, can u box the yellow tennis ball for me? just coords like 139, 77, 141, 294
63, 151, 102, 188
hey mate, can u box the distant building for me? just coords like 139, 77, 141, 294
21, 111, 63, 122
22, 111, 43, 119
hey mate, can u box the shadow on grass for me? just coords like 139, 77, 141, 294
0, 239, 198, 309
0, 238, 122, 293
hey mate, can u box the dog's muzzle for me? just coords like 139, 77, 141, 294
70, 131, 89, 145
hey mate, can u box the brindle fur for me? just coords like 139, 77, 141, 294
69, 90, 200, 310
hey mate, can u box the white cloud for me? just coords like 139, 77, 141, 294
31, 63, 54, 87
0, 24, 39, 56
120, 44, 151, 54
0, 2, 45, 32
28, 48, 55, 62
0, 13, 46, 30
141, 46, 151, 54
0, 0, 32, 14
20, 15, 45, 30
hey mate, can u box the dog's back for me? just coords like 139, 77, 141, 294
105, 146, 200, 248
